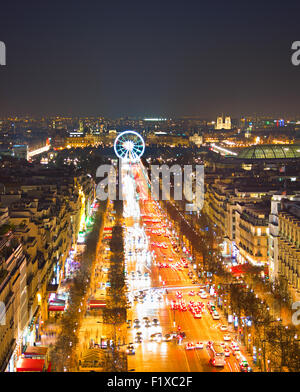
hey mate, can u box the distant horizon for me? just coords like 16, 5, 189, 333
1, 112, 300, 121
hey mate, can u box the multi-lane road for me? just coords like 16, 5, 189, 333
122, 161, 248, 372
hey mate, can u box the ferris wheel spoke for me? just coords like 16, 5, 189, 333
131, 151, 137, 161
119, 146, 127, 154
114, 130, 145, 161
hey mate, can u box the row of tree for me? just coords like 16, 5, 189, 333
225, 282, 300, 372
50, 201, 107, 371
102, 199, 127, 372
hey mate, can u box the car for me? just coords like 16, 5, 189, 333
233, 350, 241, 358
188, 290, 195, 296
193, 313, 202, 319
152, 318, 159, 326
176, 291, 183, 299
126, 320, 132, 328
212, 314, 220, 320
135, 336, 143, 343
220, 325, 228, 331
200, 293, 208, 299
133, 318, 140, 324
155, 333, 162, 342
163, 334, 172, 342
195, 342, 204, 349
185, 342, 195, 350
224, 348, 230, 357
239, 360, 251, 372
231, 342, 240, 351
126, 345, 135, 355
150, 332, 162, 342
136, 331, 142, 337
223, 334, 231, 341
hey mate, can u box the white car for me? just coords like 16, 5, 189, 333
220, 325, 228, 331
200, 293, 208, 299
195, 342, 204, 349
223, 334, 231, 341
185, 343, 195, 350
234, 351, 242, 360
212, 314, 220, 320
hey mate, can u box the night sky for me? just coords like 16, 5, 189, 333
1, 0, 300, 118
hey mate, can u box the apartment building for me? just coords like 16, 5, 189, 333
204, 178, 271, 259
278, 199, 300, 300
268, 194, 300, 283
235, 202, 270, 266
0, 165, 95, 371
0, 232, 27, 372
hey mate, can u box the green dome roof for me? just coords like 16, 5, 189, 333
237, 144, 300, 160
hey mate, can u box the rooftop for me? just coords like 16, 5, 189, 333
237, 144, 300, 160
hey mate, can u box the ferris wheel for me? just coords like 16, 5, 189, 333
114, 131, 145, 162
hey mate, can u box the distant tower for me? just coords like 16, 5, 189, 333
224, 116, 231, 129
79, 120, 84, 132
215, 115, 231, 130
216, 116, 223, 130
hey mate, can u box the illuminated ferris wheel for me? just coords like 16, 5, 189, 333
114, 131, 145, 162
